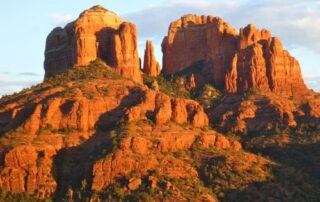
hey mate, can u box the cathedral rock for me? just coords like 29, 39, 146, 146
44, 5, 142, 83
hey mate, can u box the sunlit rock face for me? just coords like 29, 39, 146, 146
142, 40, 161, 77
162, 15, 308, 96
44, 5, 142, 83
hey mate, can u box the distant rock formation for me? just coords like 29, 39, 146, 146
44, 5, 142, 83
142, 40, 161, 77
162, 15, 308, 95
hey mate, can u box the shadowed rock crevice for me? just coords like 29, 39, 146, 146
226, 143, 320, 202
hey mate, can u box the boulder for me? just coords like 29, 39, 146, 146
155, 94, 172, 125
128, 178, 142, 191
214, 135, 231, 149
192, 107, 209, 127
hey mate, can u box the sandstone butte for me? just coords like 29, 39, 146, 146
142, 40, 161, 77
0, 5, 319, 202
44, 5, 142, 83
162, 14, 308, 96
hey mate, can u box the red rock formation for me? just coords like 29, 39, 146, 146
227, 24, 307, 95
1, 8, 319, 201
162, 15, 308, 95
44, 5, 142, 83
0, 146, 56, 198
143, 40, 161, 76
125, 90, 209, 127
162, 14, 238, 89
155, 94, 172, 125
192, 107, 209, 127
110, 22, 142, 83
91, 123, 240, 191
0, 78, 139, 136
208, 91, 320, 134
185, 73, 196, 90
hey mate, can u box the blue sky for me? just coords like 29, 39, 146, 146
0, 0, 319, 96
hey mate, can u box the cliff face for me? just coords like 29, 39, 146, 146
44, 5, 142, 83
162, 15, 238, 89
162, 15, 308, 95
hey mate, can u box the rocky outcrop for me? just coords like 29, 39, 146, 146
91, 123, 241, 191
162, 15, 308, 96
0, 146, 56, 198
207, 91, 320, 134
226, 24, 307, 95
126, 90, 209, 127
44, 5, 142, 83
162, 15, 238, 89
0, 79, 139, 135
110, 22, 142, 83
142, 40, 161, 76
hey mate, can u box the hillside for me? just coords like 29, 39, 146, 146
0, 5, 320, 202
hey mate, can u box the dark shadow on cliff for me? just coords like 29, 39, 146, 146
51, 87, 145, 200
244, 96, 282, 134
224, 142, 320, 202
0, 89, 72, 135
209, 93, 289, 136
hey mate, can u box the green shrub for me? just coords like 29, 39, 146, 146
44, 59, 122, 86
143, 74, 190, 98
191, 84, 222, 109
0, 188, 50, 202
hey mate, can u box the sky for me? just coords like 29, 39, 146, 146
0, 0, 319, 96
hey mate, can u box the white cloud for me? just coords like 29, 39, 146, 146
18, 72, 41, 77
305, 76, 320, 92
124, 0, 320, 79
0, 74, 42, 97
51, 14, 75, 26
126, 0, 320, 52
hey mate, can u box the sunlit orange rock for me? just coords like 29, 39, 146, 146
192, 107, 209, 127
125, 89, 209, 127
162, 14, 238, 89
44, 5, 142, 83
227, 24, 308, 95
143, 40, 161, 76
162, 15, 308, 95
155, 94, 172, 125
0, 146, 56, 198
